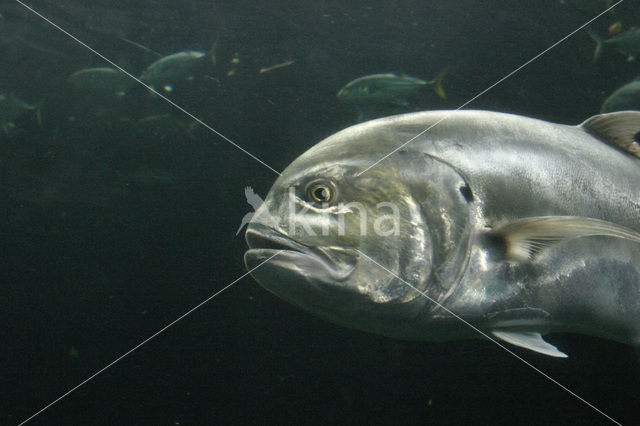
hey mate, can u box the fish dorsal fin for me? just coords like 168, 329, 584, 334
581, 111, 640, 158
491, 216, 640, 261
491, 331, 568, 358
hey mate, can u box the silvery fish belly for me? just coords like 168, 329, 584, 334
244, 109, 640, 358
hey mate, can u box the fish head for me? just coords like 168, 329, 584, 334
336, 79, 372, 103
244, 123, 474, 336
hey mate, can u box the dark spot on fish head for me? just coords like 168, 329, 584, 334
481, 231, 507, 260
634, 130, 640, 144
459, 184, 474, 202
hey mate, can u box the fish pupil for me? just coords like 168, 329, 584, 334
314, 187, 329, 201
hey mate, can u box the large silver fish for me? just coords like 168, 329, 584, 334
244, 110, 640, 358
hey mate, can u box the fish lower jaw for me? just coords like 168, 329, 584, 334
244, 248, 354, 283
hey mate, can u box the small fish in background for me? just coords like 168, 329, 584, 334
140, 50, 207, 92
0, 5, 74, 61
600, 77, 640, 113
0, 93, 40, 134
67, 67, 137, 95
118, 37, 163, 58
337, 67, 448, 121
338, 67, 448, 107
259, 60, 295, 74
589, 26, 640, 62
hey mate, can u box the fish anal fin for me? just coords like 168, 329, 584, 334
491, 331, 568, 358
492, 216, 640, 261
581, 111, 640, 158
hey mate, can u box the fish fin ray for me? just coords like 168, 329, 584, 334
492, 216, 640, 261
491, 331, 568, 358
581, 111, 640, 158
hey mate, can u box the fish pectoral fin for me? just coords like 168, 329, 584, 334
491, 331, 568, 358
580, 111, 640, 158
491, 216, 640, 261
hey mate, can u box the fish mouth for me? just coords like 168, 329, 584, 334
245, 225, 308, 253
244, 224, 354, 283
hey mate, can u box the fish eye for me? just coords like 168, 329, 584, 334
306, 180, 336, 204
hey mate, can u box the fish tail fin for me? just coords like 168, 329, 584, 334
587, 26, 604, 63
208, 33, 220, 67
10, 92, 41, 115
34, 100, 44, 127
430, 65, 449, 100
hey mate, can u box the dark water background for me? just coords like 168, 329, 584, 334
1, 0, 640, 424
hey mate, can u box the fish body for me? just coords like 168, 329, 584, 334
338, 73, 428, 107
244, 110, 640, 357
338, 68, 447, 108
591, 27, 640, 61
140, 50, 206, 89
605, 27, 640, 60
67, 67, 136, 94
601, 78, 640, 112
